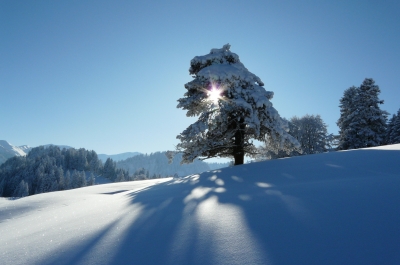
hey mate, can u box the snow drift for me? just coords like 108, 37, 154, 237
1, 145, 399, 265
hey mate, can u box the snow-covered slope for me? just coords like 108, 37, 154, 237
1, 145, 400, 265
0, 141, 74, 165
98, 152, 141, 163
0, 140, 30, 164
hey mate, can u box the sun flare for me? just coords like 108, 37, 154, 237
208, 86, 221, 103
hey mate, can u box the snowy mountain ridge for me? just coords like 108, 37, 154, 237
0, 140, 30, 165
0, 140, 28, 156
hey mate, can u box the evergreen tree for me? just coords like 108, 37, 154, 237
39, 169, 57, 193
64, 170, 71, 189
386, 114, 397, 144
88, 172, 95, 186
13, 180, 29, 197
80, 171, 87, 187
353, 78, 388, 148
103, 158, 117, 181
70, 170, 86, 189
176, 44, 299, 165
57, 167, 65, 190
390, 109, 400, 144
337, 79, 388, 149
337, 86, 358, 150
0, 146, 105, 197
116, 171, 125, 182
0, 178, 4, 196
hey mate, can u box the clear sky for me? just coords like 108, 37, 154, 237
1, 0, 399, 157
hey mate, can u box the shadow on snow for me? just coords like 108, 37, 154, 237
43, 149, 400, 265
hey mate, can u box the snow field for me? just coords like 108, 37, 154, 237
1, 144, 400, 265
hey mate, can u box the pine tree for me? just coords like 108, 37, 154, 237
64, 170, 71, 189
337, 86, 358, 150
88, 172, 95, 186
390, 109, 400, 144
13, 180, 29, 197
352, 78, 388, 148
386, 114, 397, 144
0, 178, 4, 196
116, 171, 125, 182
103, 158, 117, 181
80, 171, 87, 187
70, 170, 86, 188
337, 79, 388, 150
176, 44, 299, 165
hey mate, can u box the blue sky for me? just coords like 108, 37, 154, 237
1, 0, 399, 157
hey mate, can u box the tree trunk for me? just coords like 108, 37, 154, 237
233, 151, 244, 165
233, 121, 245, 165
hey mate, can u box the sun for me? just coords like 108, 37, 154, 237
207, 85, 222, 103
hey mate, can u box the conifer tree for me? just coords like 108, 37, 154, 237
88, 172, 95, 186
390, 109, 400, 144
337, 79, 387, 149
337, 86, 358, 150
352, 78, 388, 148
13, 180, 29, 197
386, 114, 397, 144
176, 44, 299, 165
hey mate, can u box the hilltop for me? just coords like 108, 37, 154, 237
1, 144, 399, 265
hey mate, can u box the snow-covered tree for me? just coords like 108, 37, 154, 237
70, 170, 86, 189
64, 170, 71, 189
13, 180, 29, 197
115, 171, 125, 182
255, 114, 330, 160
289, 114, 329, 154
389, 109, 400, 144
337, 86, 359, 150
337, 79, 388, 149
88, 172, 95, 186
176, 44, 299, 165
0, 178, 4, 196
353, 78, 388, 148
386, 114, 397, 144
103, 158, 117, 181
325, 133, 339, 151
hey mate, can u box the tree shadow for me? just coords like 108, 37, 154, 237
100, 190, 129, 195
37, 148, 400, 265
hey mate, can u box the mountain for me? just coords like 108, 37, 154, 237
0, 140, 30, 164
100, 151, 229, 172
0, 141, 76, 165
1, 144, 399, 265
116, 152, 213, 177
98, 152, 141, 163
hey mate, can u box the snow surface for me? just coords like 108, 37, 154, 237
1, 145, 400, 265
0, 140, 28, 157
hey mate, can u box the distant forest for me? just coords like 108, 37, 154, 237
0, 146, 128, 198
0, 146, 229, 198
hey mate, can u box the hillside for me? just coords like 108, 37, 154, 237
1, 144, 399, 265
116, 152, 215, 177
0, 140, 29, 165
